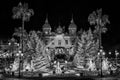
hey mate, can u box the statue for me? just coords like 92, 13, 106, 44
87, 58, 96, 71
53, 61, 63, 74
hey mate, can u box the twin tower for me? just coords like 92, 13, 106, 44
42, 17, 77, 35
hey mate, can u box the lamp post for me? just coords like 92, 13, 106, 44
16, 52, 20, 76
17, 50, 23, 77
97, 51, 100, 65
12, 2, 34, 77
108, 52, 112, 64
115, 50, 119, 66
99, 49, 104, 77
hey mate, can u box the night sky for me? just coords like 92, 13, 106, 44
0, 0, 120, 51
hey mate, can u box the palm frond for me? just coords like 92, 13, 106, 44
12, 2, 34, 21
88, 11, 97, 25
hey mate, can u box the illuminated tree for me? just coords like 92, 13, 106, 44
74, 28, 99, 68
28, 31, 38, 51
84, 28, 99, 57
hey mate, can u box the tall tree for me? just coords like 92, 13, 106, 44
88, 9, 110, 49
12, 2, 34, 53
12, 2, 34, 77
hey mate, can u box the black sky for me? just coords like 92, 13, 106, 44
0, 0, 120, 51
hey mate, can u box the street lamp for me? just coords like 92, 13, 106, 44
99, 49, 105, 77
109, 52, 111, 54
17, 50, 23, 77
102, 51, 105, 56
108, 52, 112, 63
115, 50, 119, 65
109, 52, 111, 57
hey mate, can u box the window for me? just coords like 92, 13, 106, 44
58, 40, 61, 45
65, 40, 68, 44
52, 42, 54, 45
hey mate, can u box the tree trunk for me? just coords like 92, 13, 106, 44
18, 17, 25, 77
22, 17, 25, 53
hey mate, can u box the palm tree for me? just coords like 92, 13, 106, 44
12, 2, 34, 52
12, 2, 34, 77
12, 2, 34, 27
88, 8, 110, 50
88, 9, 110, 76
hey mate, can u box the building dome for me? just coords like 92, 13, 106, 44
68, 17, 77, 34
56, 25, 63, 34
42, 18, 51, 31
68, 18, 77, 30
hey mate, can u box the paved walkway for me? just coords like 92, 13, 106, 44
1, 73, 120, 80
1, 76, 120, 80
